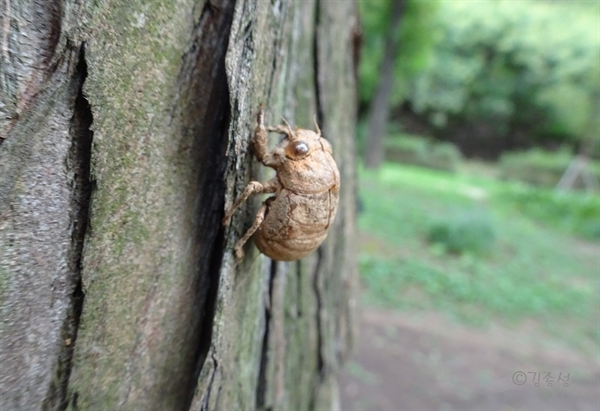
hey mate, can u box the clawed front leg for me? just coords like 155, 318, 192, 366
252, 107, 290, 168
222, 177, 280, 225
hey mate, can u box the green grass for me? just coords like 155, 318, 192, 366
499, 148, 600, 188
427, 210, 496, 254
358, 162, 599, 350
497, 184, 600, 240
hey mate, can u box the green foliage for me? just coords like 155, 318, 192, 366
499, 148, 600, 187
498, 184, 600, 240
427, 210, 495, 254
431, 142, 463, 170
407, 0, 600, 143
358, 0, 439, 104
384, 133, 463, 171
384, 134, 428, 160
358, 163, 599, 345
359, 254, 591, 323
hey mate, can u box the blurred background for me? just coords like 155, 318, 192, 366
340, 0, 600, 409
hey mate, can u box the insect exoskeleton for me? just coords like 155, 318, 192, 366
222, 106, 340, 261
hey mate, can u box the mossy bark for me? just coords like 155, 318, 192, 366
0, 1, 358, 410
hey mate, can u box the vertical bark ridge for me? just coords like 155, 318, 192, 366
0, 23, 92, 407
309, 1, 327, 407
0, 0, 64, 140
67, 0, 236, 408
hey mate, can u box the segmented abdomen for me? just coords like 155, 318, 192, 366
254, 188, 338, 261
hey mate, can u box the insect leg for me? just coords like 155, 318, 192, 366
233, 202, 268, 259
253, 108, 270, 162
222, 177, 279, 225
253, 107, 287, 168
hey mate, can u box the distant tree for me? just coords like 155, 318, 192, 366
360, 0, 439, 168
363, 0, 405, 168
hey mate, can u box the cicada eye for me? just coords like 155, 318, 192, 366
292, 141, 309, 156
286, 140, 310, 159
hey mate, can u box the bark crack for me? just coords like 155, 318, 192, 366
309, 247, 325, 410
176, 0, 235, 408
199, 352, 219, 411
308, 3, 327, 406
312, 0, 324, 129
256, 260, 278, 410
186, 223, 226, 410
42, 41, 93, 411
296, 260, 302, 317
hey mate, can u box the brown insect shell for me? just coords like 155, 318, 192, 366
277, 129, 339, 193
254, 128, 340, 261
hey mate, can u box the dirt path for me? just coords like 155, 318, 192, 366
339, 309, 599, 411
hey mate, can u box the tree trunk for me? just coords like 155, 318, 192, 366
0, 1, 358, 410
364, 0, 405, 169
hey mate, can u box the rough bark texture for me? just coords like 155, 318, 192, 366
0, 1, 358, 410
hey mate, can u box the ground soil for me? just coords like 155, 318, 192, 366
339, 308, 599, 411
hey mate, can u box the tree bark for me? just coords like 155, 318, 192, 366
364, 0, 405, 169
0, 1, 358, 410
